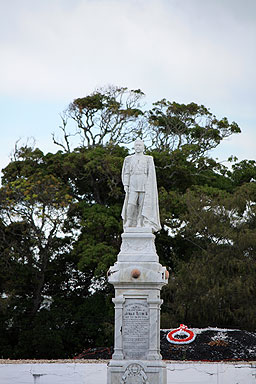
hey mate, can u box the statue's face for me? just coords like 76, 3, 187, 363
134, 141, 144, 153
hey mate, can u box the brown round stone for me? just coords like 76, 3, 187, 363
131, 269, 141, 279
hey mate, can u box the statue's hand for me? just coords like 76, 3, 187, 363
124, 186, 129, 194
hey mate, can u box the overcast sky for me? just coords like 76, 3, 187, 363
1, 0, 255, 170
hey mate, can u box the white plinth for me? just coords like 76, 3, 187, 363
107, 228, 168, 384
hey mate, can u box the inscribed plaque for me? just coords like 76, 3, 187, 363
123, 299, 149, 359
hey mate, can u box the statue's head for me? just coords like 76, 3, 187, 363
134, 138, 144, 153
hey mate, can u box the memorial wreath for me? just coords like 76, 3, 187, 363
166, 324, 196, 344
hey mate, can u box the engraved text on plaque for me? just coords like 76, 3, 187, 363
123, 299, 149, 359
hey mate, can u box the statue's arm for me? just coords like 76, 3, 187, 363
122, 157, 130, 193
147, 155, 154, 174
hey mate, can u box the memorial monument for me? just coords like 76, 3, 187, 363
107, 139, 168, 384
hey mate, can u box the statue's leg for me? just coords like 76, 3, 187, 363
137, 192, 145, 227
126, 192, 139, 227
126, 203, 136, 226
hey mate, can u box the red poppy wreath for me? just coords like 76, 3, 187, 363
166, 324, 196, 344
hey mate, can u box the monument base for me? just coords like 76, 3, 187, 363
107, 228, 168, 384
107, 359, 167, 384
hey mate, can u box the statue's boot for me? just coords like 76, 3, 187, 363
125, 203, 136, 227
137, 207, 144, 227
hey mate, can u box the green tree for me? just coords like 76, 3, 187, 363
0, 144, 126, 358
53, 86, 145, 151
161, 182, 256, 330
1, 86, 253, 360
147, 100, 240, 155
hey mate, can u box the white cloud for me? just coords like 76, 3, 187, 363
0, 0, 255, 162
1, 0, 255, 104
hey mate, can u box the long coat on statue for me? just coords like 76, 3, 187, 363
121, 154, 161, 232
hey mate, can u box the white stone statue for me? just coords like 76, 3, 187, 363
121, 139, 161, 232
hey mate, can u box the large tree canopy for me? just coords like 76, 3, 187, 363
53, 86, 145, 150
1, 86, 255, 359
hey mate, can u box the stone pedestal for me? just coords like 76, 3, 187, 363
107, 228, 168, 384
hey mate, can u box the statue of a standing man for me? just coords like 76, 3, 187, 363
121, 139, 161, 232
